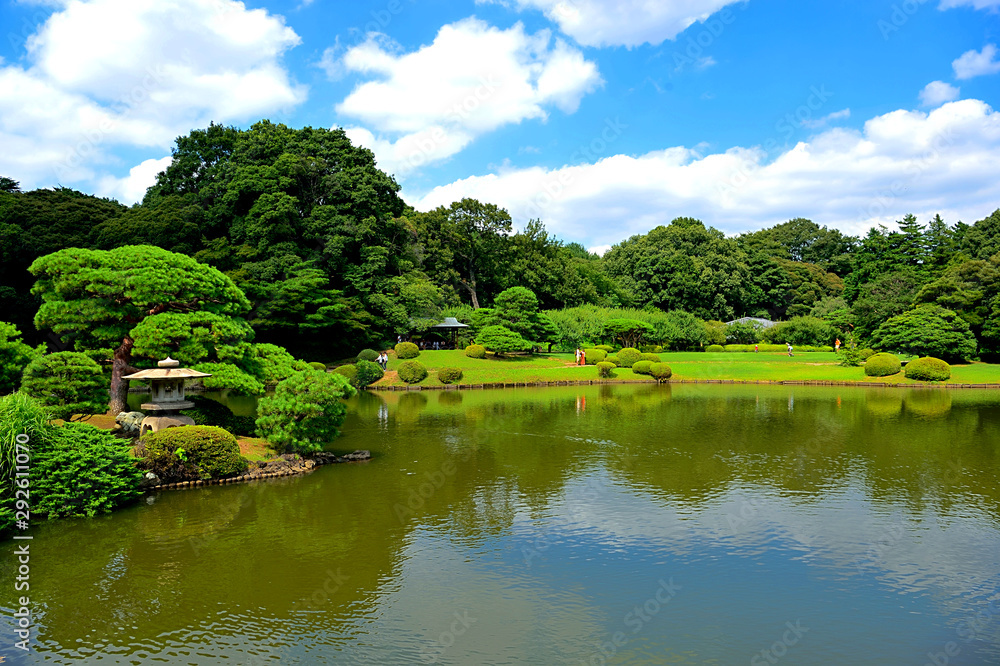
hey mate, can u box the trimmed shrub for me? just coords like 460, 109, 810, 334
20, 352, 107, 421
33, 422, 142, 518
181, 395, 256, 436
649, 363, 673, 382
356, 349, 379, 363
334, 364, 357, 383
465, 344, 487, 359
905, 357, 951, 382
706, 345, 725, 353
395, 342, 420, 359
640, 353, 662, 363
584, 348, 607, 365
595, 345, 615, 353
838, 349, 864, 367
860, 348, 876, 360
398, 361, 428, 384
141, 425, 248, 481
596, 362, 616, 379
761, 316, 836, 347
632, 361, 653, 375
864, 353, 902, 377
308, 361, 327, 371
438, 367, 464, 384
1, 321, 43, 395
256, 371, 356, 454
605, 355, 619, 366
476, 325, 532, 355
354, 360, 384, 388
616, 347, 643, 368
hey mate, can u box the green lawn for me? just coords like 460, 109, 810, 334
371, 349, 1000, 387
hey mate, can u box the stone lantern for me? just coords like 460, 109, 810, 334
122, 357, 212, 436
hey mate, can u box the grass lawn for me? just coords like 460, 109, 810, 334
370, 349, 1000, 387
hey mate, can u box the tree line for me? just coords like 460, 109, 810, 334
2, 121, 999, 362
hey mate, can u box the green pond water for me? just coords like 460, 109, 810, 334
3, 383, 1000, 665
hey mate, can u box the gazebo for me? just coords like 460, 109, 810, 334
429, 317, 470, 349
122, 357, 211, 436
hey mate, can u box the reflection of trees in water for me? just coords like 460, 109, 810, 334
904, 389, 952, 419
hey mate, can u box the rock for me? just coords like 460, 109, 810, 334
115, 411, 146, 437
342, 450, 372, 461
138, 471, 161, 488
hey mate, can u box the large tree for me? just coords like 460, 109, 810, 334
30, 246, 251, 413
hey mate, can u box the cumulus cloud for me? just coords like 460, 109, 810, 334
919, 81, 961, 106
335, 18, 601, 177
412, 100, 1000, 247
478, 0, 745, 47
801, 108, 851, 129
95, 156, 172, 205
0, 0, 305, 194
952, 44, 1000, 80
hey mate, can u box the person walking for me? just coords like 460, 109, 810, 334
787, 342, 793, 357
580, 349, 586, 366
835, 338, 841, 352
575, 348, 581, 365
754, 343, 759, 353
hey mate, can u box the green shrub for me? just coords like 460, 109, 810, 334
762, 316, 836, 347
0, 392, 53, 534
860, 348, 876, 360
706, 345, 725, 353
307, 361, 327, 371
632, 361, 653, 375
616, 347, 643, 368
20, 352, 108, 421
398, 361, 428, 384
640, 353, 662, 363
438, 367, 464, 384
34, 422, 142, 518
356, 349, 379, 363
334, 364, 357, 383
865, 353, 902, 377
838, 349, 864, 367
596, 362, 616, 379
905, 357, 951, 382
354, 360, 384, 388
595, 345, 615, 353
395, 342, 420, 359
584, 348, 607, 365
605, 355, 619, 366
256, 371, 356, 454
141, 425, 248, 481
465, 344, 487, 359
0, 322, 43, 395
649, 363, 673, 382
181, 395, 256, 436
872, 305, 976, 363
475, 325, 531, 355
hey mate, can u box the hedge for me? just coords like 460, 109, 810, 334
706, 345, 725, 353
904, 357, 951, 382
140, 425, 248, 481
334, 364, 357, 383
596, 362, 616, 378
640, 353, 662, 363
356, 349, 379, 363
584, 348, 607, 365
465, 344, 487, 359
864, 353, 901, 377
595, 345, 615, 353
649, 363, 673, 382
437, 367, 464, 384
616, 348, 643, 368
354, 359, 384, 387
398, 361, 428, 384
308, 361, 327, 371
395, 342, 420, 359
632, 361, 652, 375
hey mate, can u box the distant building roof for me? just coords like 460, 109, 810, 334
725, 317, 777, 329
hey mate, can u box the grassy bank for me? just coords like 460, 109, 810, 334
372, 349, 1000, 387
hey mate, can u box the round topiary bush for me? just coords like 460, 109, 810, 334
141, 425, 248, 481
19, 351, 108, 421
632, 360, 652, 375
864, 353, 901, 377
354, 359, 384, 387
308, 361, 327, 371
584, 348, 607, 365
596, 361, 616, 378
395, 341, 420, 359
605, 355, 619, 366
357, 349, 379, 363
706, 345, 725, 353
616, 347, 643, 368
641, 353, 661, 363
398, 361, 428, 384
334, 364, 357, 383
860, 348, 876, 360
437, 367, 464, 384
649, 363, 673, 382
904, 356, 951, 382
465, 344, 487, 359
595, 345, 615, 353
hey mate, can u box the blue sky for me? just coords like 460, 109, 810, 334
1, 0, 999, 252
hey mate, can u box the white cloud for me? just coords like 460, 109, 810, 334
938, 0, 1000, 9
919, 81, 961, 106
478, 0, 745, 47
335, 18, 601, 177
412, 100, 1000, 247
96, 155, 172, 204
952, 44, 1000, 79
0, 0, 305, 193
801, 108, 851, 129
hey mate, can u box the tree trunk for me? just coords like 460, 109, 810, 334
109, 336, 135, 415
465, 260, 480, 309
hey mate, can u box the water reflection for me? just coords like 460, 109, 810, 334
3, 384, 999, 664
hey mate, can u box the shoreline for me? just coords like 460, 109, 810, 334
369, 378, 999, 391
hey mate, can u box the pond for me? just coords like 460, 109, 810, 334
3, 383, 1000, 664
